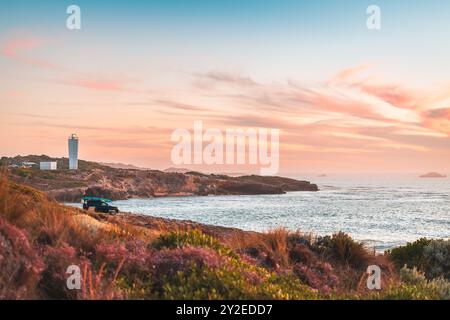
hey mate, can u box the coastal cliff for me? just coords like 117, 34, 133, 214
2, 155, 318, 201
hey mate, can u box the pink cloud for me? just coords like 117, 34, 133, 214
59, 76, 147, 93
1, 38, 42, 56
332, 65, 421, 110
297, 89, 388, 121
355, 83, 419, 110
63, 78, 127, 91
1, 35, 60, 69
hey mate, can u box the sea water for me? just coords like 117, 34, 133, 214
68, 174, 450, 251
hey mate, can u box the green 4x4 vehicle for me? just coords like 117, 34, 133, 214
82, 197, 119, 214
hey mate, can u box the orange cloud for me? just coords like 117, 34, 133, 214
294, 89, 389, 122
355, 83, 419, 110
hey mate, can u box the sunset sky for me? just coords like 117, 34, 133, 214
1, 0, 450, 174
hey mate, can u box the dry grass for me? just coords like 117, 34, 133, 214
227, 227, 291, 269
328, 232, 371, 269
0, 171, 105, 252
262, 228, 290, 268
0, 169, 403, 299
80, 260, 125, 300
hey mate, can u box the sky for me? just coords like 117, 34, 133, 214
0, 0, 449, 175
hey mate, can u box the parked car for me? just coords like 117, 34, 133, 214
82, 197, 119, 214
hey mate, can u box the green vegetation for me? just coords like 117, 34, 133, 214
313, 232, 372, 269
374, 266, 450, 300
152, 229, 239, 259
388, 238, 450, 280
0, 173, 448, 300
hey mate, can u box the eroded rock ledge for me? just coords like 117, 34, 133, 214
4, 155, 318, 202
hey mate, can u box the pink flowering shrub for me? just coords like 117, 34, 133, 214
239, 253, 260, 266
293, 261, 340, 294
289, 244, 318, 265
0, 217, 44, 299
151, 246, 221, 287
95, 239, 152, 274
240, 270, 264, 286
39, 243, 88, 299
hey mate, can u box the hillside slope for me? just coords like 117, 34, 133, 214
1, 176, 448, 300
2, 155, 318, 201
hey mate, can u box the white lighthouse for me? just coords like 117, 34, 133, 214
68, 134, 79, 170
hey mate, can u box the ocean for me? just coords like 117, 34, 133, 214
69, 174, 450, 251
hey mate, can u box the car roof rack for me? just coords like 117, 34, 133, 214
82, 196, 113, 203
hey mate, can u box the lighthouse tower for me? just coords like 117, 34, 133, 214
68, 134, 79, 170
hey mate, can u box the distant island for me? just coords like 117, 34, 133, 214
419, 172, 447, 178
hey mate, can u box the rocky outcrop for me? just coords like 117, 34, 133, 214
6, 155, 318, 201
419, 172, 447, 178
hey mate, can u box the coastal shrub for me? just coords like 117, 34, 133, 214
399, 265, 428, 285
313, 232, 371, 270
376, 266, 450, 300
388, 238, 450, 280
287, 232, 314, 250
289, 243, 318, 265
41, 242, 127, 300
151, 229, 319, 299
0, 218, 44, 299
39, 243, 83, 299
95, 239, 153, 275
153, 229, 218, 249
376, 283, 441, 300
151, 246, 221, 289
422, 240, 450, 280
150, 229, 320, 299
293, 261, 339, 294
159, 264, 318, 300
388, 238, 432, 271
93, 239, 156, 299
152, 229, 238, 259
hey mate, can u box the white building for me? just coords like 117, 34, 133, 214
68, 134, 79, 170
40, 161, 57, 170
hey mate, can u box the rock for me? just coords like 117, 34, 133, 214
419, 172, 447, 178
